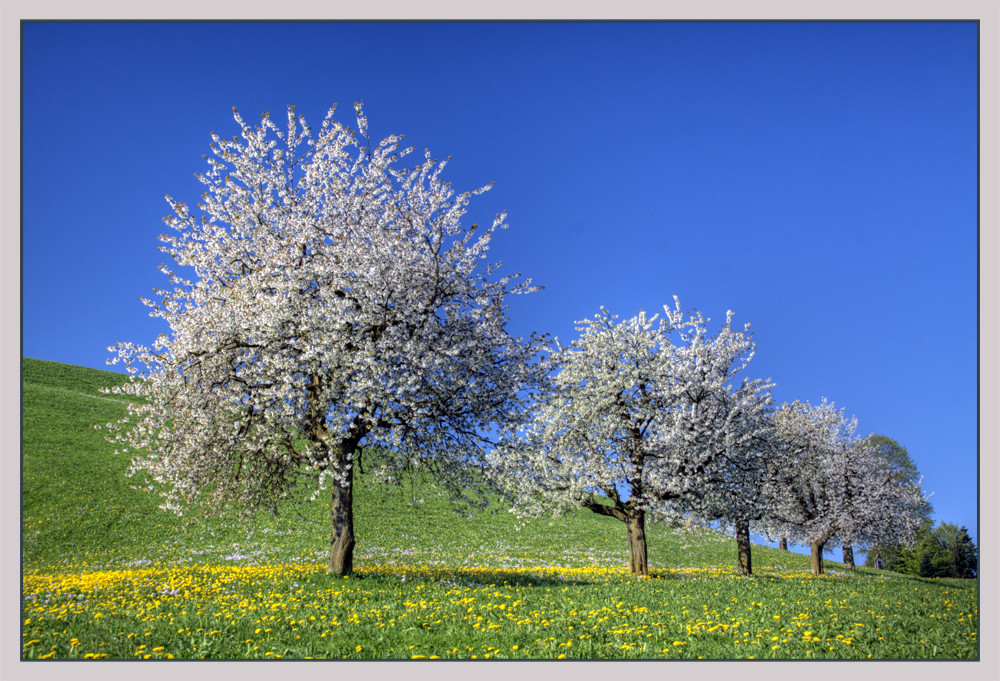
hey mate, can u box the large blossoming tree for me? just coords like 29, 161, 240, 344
102, 103, 545, 576
492, 301, 772, 576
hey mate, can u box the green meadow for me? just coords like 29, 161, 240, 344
21, 358, 978, 660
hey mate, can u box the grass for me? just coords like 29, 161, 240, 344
20, 357, 979, 660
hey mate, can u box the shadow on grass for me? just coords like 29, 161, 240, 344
353, 569, 597, 587
345, 565, 748, 587
833, 567, 978, 589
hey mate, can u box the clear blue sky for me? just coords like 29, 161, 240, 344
21, 21, 978, 554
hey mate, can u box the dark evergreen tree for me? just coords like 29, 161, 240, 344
952, 526, 978, 578
918, 550, 936, 577
936, 523, 978, 578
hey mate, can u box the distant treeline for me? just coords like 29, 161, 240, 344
868, 521, 977, 578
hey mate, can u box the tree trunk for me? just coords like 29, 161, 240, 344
810, 541, 825, 576
779, 537, 788, 551
625, 510, 649, 576
327, 447, 356, 576
843, 544, 855, 571
736, 519, 752, 576
736, 520, 753, 575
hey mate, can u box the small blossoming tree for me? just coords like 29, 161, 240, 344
858, 435, 934, 569
655, 304, 775, 576
102, 103, 545, 576
760, 399, 854, 575
830, 436, 931, 570
762, 400, 930, 575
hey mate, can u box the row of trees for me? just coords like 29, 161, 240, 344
103, 103, 933, 579
487, 309, 932, 576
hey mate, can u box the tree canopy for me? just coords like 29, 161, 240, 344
102, 103, 546, 575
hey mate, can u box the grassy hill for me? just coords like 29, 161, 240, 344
21, 356, 804, 575
20, 358, 978, 661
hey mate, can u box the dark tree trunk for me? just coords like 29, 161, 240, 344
810, 541, 826, 576
580, 497, 649, 575
779, 537, 788, 551
327, 447, 356, 576
736, 520, 752, 576
843, 544, 855, 571
625, 510, 649, 576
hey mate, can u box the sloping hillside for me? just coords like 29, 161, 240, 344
20, 359, 978, 661
21, 357, 816, 574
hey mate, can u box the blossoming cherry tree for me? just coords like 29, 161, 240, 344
102, 103, 545, 576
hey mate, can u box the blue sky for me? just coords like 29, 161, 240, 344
21, 21, 979, 555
